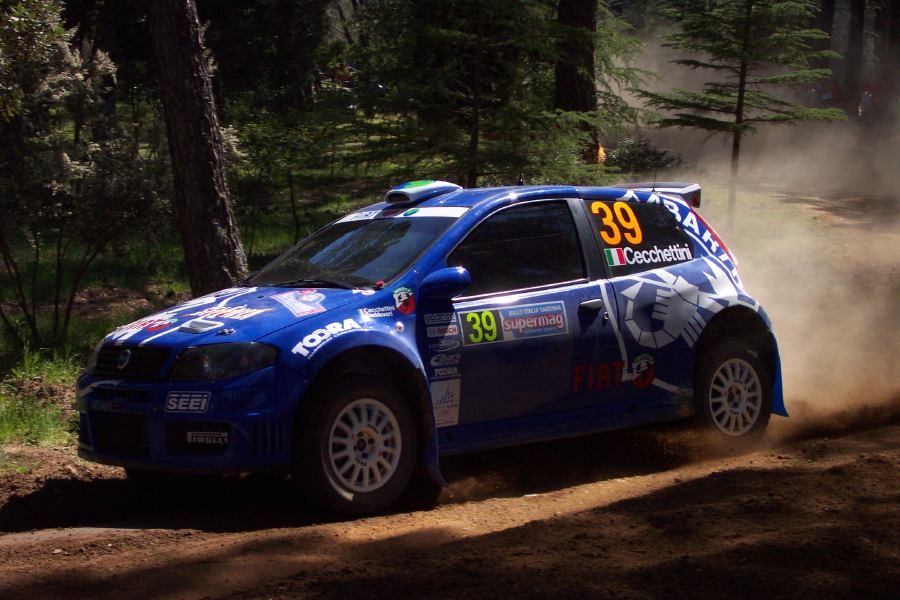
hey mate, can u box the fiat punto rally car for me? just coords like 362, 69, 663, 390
78, 180, 786, 514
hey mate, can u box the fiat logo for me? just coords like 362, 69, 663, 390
116, 349, 132, 370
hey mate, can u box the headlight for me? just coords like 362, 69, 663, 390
170, 343, 278, 381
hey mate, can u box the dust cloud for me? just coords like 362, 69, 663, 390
627, 32, 900, 440
688, 125, 899, 442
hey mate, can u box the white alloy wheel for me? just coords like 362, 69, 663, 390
327, 397, 402, 493
708, 357, 762, 436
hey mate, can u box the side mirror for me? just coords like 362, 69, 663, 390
419, 267, 471, 300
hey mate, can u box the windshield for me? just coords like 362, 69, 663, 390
248, 215, 459, 288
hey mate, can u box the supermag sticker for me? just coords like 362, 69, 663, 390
459, 301, 568, 346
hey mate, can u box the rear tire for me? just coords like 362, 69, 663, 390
695, 338, 772, 439
295, 377, 418, 516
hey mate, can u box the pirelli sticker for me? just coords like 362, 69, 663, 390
459, 301, 568, 346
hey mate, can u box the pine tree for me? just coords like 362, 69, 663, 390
147, 0, 248, 295
353, 0, 641, 187
640, 0, 844, 228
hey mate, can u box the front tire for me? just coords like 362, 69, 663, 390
295, 377, 418, 516
695, 338, 772, 439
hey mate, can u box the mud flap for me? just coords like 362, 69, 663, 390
422, 428, 447, 486
770, 338, 788, 417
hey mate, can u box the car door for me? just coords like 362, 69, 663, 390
581, 197, 698, 413
434, 200, 627, 430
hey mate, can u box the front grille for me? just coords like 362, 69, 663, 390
89, 387, 150, 405
166, 422, 231, 456
92, 412, 150, 457
93, 345, 171, 379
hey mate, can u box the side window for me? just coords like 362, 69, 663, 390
584, 200, 693, 276
448, 202, 585, 297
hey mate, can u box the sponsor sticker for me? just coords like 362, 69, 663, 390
359, 305, 395, 319
604, 244, 693, 268
393, 286, 416, 315
338, 206, 470, 223
427, 324, 459, 338
424, 312, 455, 325
272, 291, 325, 318
338, 210, 381, 223
186, 431, 228, 445
429, 339, 460, 353
431, 379, 461, 428
165, 391, 210, 413
189, 305, 271, 321
352, 288, 376, 296
398, 206, 469, 218
296, 289, 325, 303
434, 366, 459, 378
571, 355, 655, 392
291, 318, 362, 358
430, 352, 461, 367
106, 313, 178, 342
572, 361, 625, 392
632, 353, 656, 388
460, 301, 568, 346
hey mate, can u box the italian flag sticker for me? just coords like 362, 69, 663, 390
605, 248, 626, 267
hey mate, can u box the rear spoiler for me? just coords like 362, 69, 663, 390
615, 181, 701, 208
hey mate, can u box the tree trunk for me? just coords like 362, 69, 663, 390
555, 0, 598, 163
728, 0, 754, 232
843, 0, 866, 117
466, 14, 484, 188
874, 0, 899, 124
146, 0, 247, 296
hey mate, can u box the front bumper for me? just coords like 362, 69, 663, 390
76, 366, 305, 473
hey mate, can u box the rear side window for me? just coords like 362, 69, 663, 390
583, 200, 693, 276
448, 202, 585, 296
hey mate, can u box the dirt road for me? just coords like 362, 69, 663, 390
1, 184, 898, 599
0, 420, 898, 599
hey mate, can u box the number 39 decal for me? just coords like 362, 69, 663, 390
590, 201, 643, 245
465, 310, 498, 344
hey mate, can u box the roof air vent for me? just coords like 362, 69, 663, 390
384, 180, 462, 205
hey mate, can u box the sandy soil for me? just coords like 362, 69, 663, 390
0, 184, 898, 599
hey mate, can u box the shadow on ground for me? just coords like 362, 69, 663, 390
775, 191, 899, 229
0, 421, 737, 534
5, 442, 899, 600
2, 401, 898, 535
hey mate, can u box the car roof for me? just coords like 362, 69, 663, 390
361, 184, 636, 212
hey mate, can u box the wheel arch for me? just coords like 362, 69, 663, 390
299, 343, 444, 485
695, 306, 787, 416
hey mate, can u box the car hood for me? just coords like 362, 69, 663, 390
102, 285, 367, 348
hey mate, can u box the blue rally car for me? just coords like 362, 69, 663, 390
77, 180, 786, 514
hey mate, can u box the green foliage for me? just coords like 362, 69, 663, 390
9, 348, 80, 384
640, 0, 846, 135
0, 351, 78, 446
350, 0, 640, 186
0, 0, 169, 351
0, 397, 70, 446
606, 136, 680, 175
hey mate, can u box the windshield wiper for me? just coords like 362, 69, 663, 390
270, 276, 357, 290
